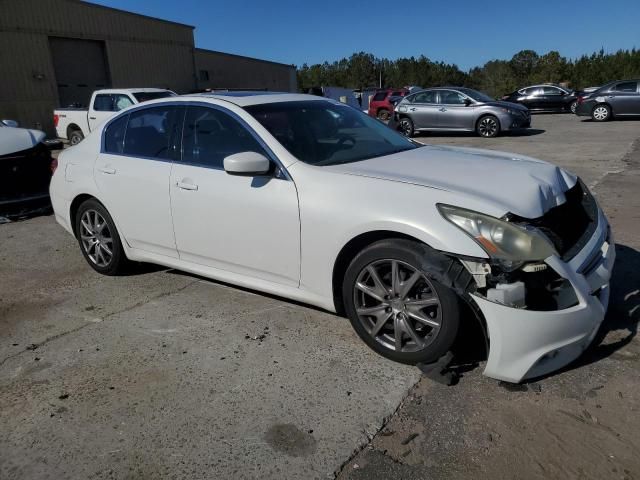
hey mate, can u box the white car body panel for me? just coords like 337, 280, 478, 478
49, 93, 614, 383
169, 162, 301, 286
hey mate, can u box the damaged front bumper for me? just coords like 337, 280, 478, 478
471, 208, 614, 383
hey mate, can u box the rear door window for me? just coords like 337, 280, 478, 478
181, 106, 266, 169
613, 81, 638, 93
123, 106, 184, 160
412, 91, 437, 104
372, 92, 387, 101
439, 90, 466, 105
542, 86, 563, 95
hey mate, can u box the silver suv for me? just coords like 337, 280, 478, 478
395, 87, 531, 138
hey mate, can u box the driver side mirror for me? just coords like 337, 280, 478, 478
1, 119, 19, 127
464, 98, 473, 106
223, 151, 271, 176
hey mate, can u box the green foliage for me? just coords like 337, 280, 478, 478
296, 48, 640, 97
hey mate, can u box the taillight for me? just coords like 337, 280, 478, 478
53, 114, 59, 127
50, 157, 58, 174
577, 96, 584, 104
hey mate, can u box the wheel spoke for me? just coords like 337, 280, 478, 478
370, 311, 393, 337
81, 219, 92, 234
367, 265, 389, 297
398, 271, 420, 300
406, 307, 440, 327
405, 297, 439, 307
100, 242, 113, 257
390, 260, 400, 295
356, 282, 385, 303
403, 320, 425, 348
394, 316, 404, 350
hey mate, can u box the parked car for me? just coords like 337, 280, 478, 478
50, 92, 613, 383
502, 84, 578, 113
368, 88, 409, 121
1, 121, 56, 219
575, 79, 640, 121
395, 87, 530, 138
54, 88, 176, 145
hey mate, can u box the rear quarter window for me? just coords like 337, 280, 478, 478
104, 114, 128, 154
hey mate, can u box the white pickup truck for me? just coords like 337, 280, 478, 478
54, 88, 176, 144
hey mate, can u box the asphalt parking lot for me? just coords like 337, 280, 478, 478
2, 114, 639, 479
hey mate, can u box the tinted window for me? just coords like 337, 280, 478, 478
391, 91, 403, 96
104, 114, 128, 154
412, 91, 437, 103
439, 90, 466, 105
542, 86, 563, 95
123, 106, 183, 160
613, 82, 638, 92
246, 100, 416, 166
181, 106, 265, 169
522, 87, 541, 96
93, 94, 114, 112
372, 92, 387, 101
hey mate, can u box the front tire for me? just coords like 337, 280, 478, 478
476, 115, 500, 138
75, 199, 130, 275
342, 239, 461, 365
569, 101, 578, 114
399, 116, 414, 137
592, 104, 611, 122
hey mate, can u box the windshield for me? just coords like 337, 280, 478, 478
245, 100, 417, 166
132, 91, 176, 103
458, 88, 495, 103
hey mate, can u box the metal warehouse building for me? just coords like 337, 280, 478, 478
0, 0, 297, 135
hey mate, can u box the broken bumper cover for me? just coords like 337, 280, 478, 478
473, 209, 614, 383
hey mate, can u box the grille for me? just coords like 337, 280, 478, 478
507, 180, 598, 260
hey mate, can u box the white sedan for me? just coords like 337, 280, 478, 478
50, 92, 614, 383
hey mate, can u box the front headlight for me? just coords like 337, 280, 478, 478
438, 204, 557, 271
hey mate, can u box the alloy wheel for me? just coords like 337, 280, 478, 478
593, 106, 609, 121
353, 259, 442, 353
478, 117, 498, 137
79, 209, 114, 267
399, 119, 413, 137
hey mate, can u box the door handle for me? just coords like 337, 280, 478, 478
409, 107, 417, 111
439, 107, 447, 112
176, 180, 198, 191
89, 116, 96, 120
97, 166, 116, 175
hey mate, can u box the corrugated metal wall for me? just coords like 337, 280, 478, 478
0, 0, 196, 135
195, 49, 296, 93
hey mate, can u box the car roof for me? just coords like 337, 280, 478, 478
183, 92, 327, 107
97, 88, 173, 94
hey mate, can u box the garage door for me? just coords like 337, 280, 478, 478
49, 37, 111, 108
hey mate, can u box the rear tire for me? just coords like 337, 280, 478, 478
75, 199, 130, 275
69, 129, 84, 145
476, 115, 500, 138
376, 109, 390, 121
592, 104, 611, 122
342, 239, 461, 365
399, 117, 414, 138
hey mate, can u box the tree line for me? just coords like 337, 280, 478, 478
296, 49, 640, 97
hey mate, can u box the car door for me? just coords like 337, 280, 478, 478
540, 86, 565, 110
607, 81, 640, 115
169, 104, 300, 286
89, 93, 134, 131
406, 90, 440, 129
94, 104, 183, 258
521, 87, 543, 110
437, 90, 475, 129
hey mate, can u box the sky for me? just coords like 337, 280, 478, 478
90, 0, 640, 71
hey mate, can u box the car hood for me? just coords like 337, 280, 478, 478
0, 127, 46, 156
326, 145, 577, 219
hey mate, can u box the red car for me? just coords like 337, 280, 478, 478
368, 88, 409, 121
